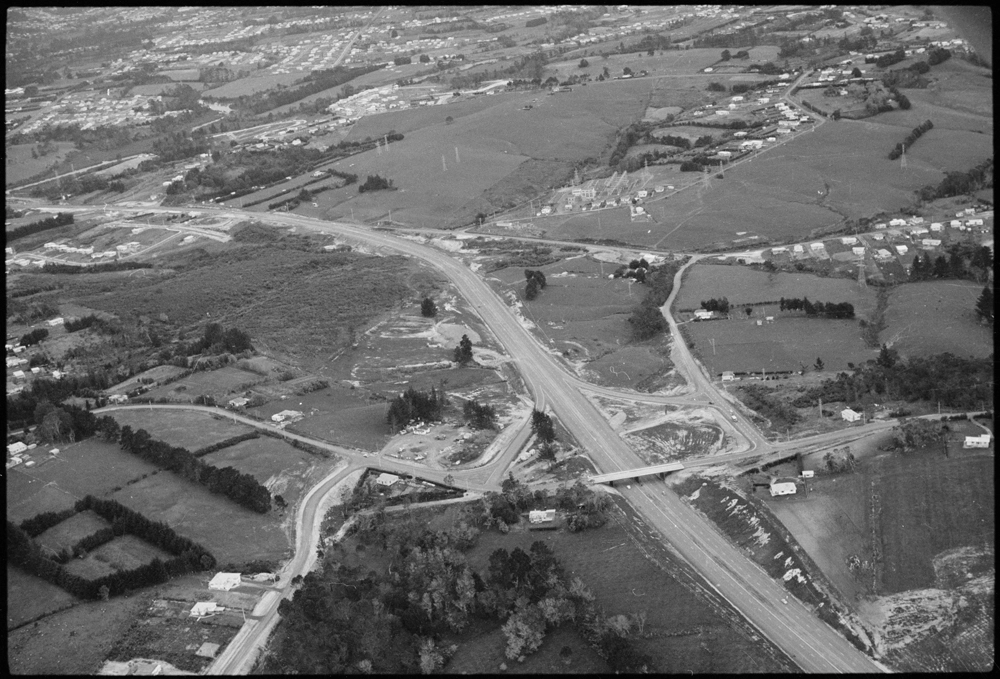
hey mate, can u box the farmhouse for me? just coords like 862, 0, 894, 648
721, 371, 736, 382
228, 397, 249, 408
375, 472, 400, 487
271, 409, 304, 423
529, 509, 556, 523
841, 408, 862, 422
840, 236, 858, 245
964, 434, 991, 448
769, 477, 798, 497
8, 441, 28, 455
108, 394, 129, 404
694, 310, 714, 320
208, 572, 241, 591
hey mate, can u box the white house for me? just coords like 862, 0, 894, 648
889, 218, 907, 227
841, 236, 858, 245
694, 310, 714, 320
810, 242, 825, 250
930, 223, 943, 231
108, 394, 128, 404
769, 477, 797, 497
921, 239, 941, 248
771, 246, 788, 254
841, 408, 862, 423
909, 216, 925, 224
190, 601, 224, 617
852, 247, 866, 256
47, 317, 65, 327
964, 434, 991, 449
895, 245, 908, 255
950, 220, 962, 228
793, 244, 804, 253
721, 371, 736, 382
228, 397, 249, 408
967, 218, 984, 226
876, 248, 893, 259
7, 441, 28, 455
208, 572, 242, 591
874, 222, 886, 229
911, 227, 929, 236
376, 472, 400, 487
271, 409, 304, 423
529, 509, 556, 523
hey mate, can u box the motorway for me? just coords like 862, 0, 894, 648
48, 202, 890, 671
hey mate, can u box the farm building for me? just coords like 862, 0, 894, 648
190, 601, 224, 617
7, 441, 28, 455
841, 408, 862, 422
271, 410, 304, 422
529, 509, 556, 523
964, 434, 991, 449
375, 472, 400, 487
208, 572, 242, 591
769, 477, 798, 497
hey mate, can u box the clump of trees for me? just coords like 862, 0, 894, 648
463, 399, 498, 430
888, 120, 933, 160
19, 327, 49, 346
882, 418, 945, 453
627, 260, 682, 341
909, 245, 993, 283
358, 174, 394, 193
524, 269, 547, 300
915, 158, 993, 203
737, 384, 801, 429
975, 286, 993, 325
183, 322, 253, 356
700, 297, 731, 314
531, 409, 557, 444
387, 386, 447, 432
5, 212, 74, 244
420, 297, 437, 317
779, 297, 855, 319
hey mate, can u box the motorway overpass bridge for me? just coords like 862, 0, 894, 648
588, 462, 684, 487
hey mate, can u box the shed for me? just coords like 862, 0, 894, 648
208, 572, 241, 591
841, 408, 861, 422
769, 477, 797, 496
375, 472, 400, 487
964, 434, 991, 449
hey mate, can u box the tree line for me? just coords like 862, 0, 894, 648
5, 212, 74, 244
916, 158, 993, 203
98, 419, 271, 513
909, 244, 992, 283
358, 174, 394, 193
779, 297, 855, 319
39, 260, 153, 275
700, 297, 731, 314
888, 120, 932, 160
8, 495, 215, 601
628, 260, 682, 341
791, 347, 993, 411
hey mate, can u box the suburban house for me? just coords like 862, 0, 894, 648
107, 394, 128, 404
876, 249, 893, 260
721, 371, 736, 382
895, 245, 908, 255
964, 434, 991, 449
7, 441, 28, 455
208, 572, 241, 591
841, 236, 858, 245
841, 408, 862, 422
852, 247, 866, 256
921, 239, 941, 248
375, 472, 400, 487
769, 477, 798, 496
190, 601, 224, 617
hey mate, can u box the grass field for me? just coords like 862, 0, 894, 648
201, 71, 306, 98
7, 468, 81, 523
109, 408, 256, 451
63, 534, 174, 580
881, 280, 993, 359
109, 471, 290, 566
876, 452, 994, 594
7, 565, 79, 630
35, 510, 112, 554
201, 436, 321, 508
5, 141, 77, 185
674, 263, 878, 373
273, 388, 392, 451
624, 420, 723, 465
142, 366, 265, 402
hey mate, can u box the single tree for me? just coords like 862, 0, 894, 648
579, 58, 589, 68
814, 357, 825, 371
531, 409, 556, 443
421, 297, 438, 317
454, 334, 474, 364
721, 49, 732, 61
851, 67, 862, 78
525, 276, 540, 300
975, 286, 993, 325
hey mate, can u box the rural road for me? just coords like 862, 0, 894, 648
57, 203, 890, 671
